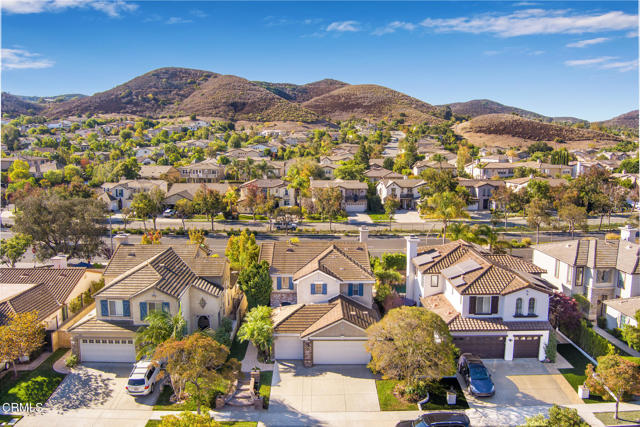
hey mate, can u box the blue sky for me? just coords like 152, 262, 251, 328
1, 1, 638, 121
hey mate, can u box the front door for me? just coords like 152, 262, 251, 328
197, 315, 210, 330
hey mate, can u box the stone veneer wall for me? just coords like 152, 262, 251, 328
303, 340, 313, 367
271, 292, 297, 307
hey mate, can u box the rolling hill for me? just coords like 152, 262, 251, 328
1, 92, 45, 116
598, 110, 639, 130
253, 79, 348, 102
442, 99, 585, 124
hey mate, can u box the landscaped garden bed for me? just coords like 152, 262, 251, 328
376, 378, 468, 411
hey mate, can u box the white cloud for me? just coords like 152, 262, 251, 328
372, 21, 416, 36
566, 37, 609, 48
166, 17, 192, 25
190, 9, 207, 18
1, 0, 137, 17
1, 48, 54, 70
420, 9, 637, 37
326, 20, 360, 32
627, 30, 639, 38
601, 59, 638, 72
565, 56, 616, 66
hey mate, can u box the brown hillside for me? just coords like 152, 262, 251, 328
1, 92, 45, 116
253, 79, 348, 102
598, 110, 639, 130
46, 67, 217, 118
443, 99, 584, 124
175, 75, 319, 122
455, 114, 621, 148
302, 84, 443, 123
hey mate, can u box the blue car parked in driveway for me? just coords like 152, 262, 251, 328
457, 353, 495, 397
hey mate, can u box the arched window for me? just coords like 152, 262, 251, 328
515, 298, 523, 316
528, 298, 536, 316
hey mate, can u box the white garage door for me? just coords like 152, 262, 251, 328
80, 338, 136, 363
313, 340, 370, 364
274, 336, 303, 360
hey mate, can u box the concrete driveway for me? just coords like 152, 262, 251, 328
348, 213, 373, 224
460, 358, 582, 408
270, 361, 380, 413
393, 210, 423, 223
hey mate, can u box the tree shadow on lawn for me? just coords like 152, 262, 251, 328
45, 367, 114, 412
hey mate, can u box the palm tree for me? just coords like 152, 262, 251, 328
421, 191, 469, 243
446, 222, 473, 242
227, 159, 240, 181
471, 224, 511, 254
430, 153, 446, 169
255, 160, 275, 179
135, 309, 186, 360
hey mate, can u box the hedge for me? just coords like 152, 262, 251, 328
561, 319, 616, 359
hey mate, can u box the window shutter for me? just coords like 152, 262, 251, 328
277, 277, 282, 290
469, 296, 476, 314
358, 284, 363, 296
100, 300, 109, 317
490, 296, 499, 314
123, 300, 130, 317
311, 284, 316, 295
140, 302, 148, 321
289, 277, 294, 289
162, 302, 170, 313
322, 283, 327, 294
348, 284, 353, 296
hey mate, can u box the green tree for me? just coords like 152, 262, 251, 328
335, 160, 366, 181
174, 199, 193, 229
1, 125, 20, 151
0, 233, 32, 267
312, 187, 343, 231
159, 411, 220, 427
520, 405, 588, 427
8, 159, 31, 182
550, 148, 571, 165
526, 198, 551, 244
420, 191, 469, 243
0, 311, 45, 378
237, 261, 272, 308
193, 186, 224, 231
585, 354, 640, 419
43, 169, 64, 185
456, 145, 471, 175
366, 307, 456, 389
135, 309, 186, 360
237, 305, 273, 360
491, 186, 519, 229
131, 192, 155, 231
621, 310, 640, 351
616, 157, 639, 174
384, 196, 399, 229
225, 229, 259, 270
559, 204, 587, 238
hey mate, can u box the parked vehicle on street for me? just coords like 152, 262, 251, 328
395, 412, 471, 427
126, 360, 160, 396
457, 353, 495, 397
162, 209, 176, 218
275, 221, 297, 230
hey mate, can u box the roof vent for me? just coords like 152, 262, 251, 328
128, 252, 136, 257
286, 248, 294, 252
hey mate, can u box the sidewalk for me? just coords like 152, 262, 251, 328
240, 343, 274, 372
52, 349, 73, 374
593, 325, 640, 357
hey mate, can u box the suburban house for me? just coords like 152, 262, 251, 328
309, 179, 368, 213
406, 238, 553, 360
320, 162, 339, 179
412, 159, 456, 176
99, 179, 168, 212
603, 297, 640, 330
163, 183, 232, 207
0, 265, 102, 347
377, 179, 427, 210
465, 161, 572, 180
364, 167, 404, 183
178, 159, 226, 183
239, 179, 295, 209
139, 165, 180, 181
504, 176, 567, 193
69, 243, 235, 363
457, 179, 504, 211
260, 241, 379, 365
532, 236, 640, 320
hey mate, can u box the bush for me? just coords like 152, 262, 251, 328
9, 376, 57, 404
562, 319, 616, 359
545, 331, 557, 363
68, 297, 82, 314
605, 233, 619, 240
521, 237, 532, 247
213, 318, 233, 348
402, 380, 430, 402
572, 293, 591, 314
65, 354, 79, 368
597, 316, 607, 329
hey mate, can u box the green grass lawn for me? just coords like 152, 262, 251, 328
260, 370, 272, 409
0, 414, 22, 422
557, 344, 604, 404
376, 378, 468, 411
0, 349, 67, 406
152, 386, 197, 411
229, 337, 249, 362
367, 213, 391, 222
594, 411, 640, 426
146, 421, 256, 427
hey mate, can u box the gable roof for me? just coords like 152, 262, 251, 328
310, 179, 368, 190
104, 244, 211, 278
534, 239, 640, 274
292, 244, 374, 282
379, 179, 426, 189
0, 267, 87, 303
0, 282, 62, 325
164, 183, 232, 202
603, 296, 640, 318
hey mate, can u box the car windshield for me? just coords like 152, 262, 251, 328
127, 378, 145, 386
469, 364, 489, 379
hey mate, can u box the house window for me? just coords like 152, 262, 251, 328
596, 270, 611, 283
528, 298, 536, 316
147, 301, 169, 314
475, 296, 492, 315
554, 260, 560, 278
288, 277, 294, 290
617, 272, 625, 289
108, 300, 123, 317
566, 268, 572, 283
576, 267, 584, 286
311, 283, 326, 295
515, 298, 523, 316
430, 275, 439, 287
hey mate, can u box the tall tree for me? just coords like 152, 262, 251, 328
0, 233, 32, 267
225, 229, 259, 270
526, 198, 551, 244
244, 183, 262, 221
131, 192, 154, 231
193, 186, 224, 231
490, 186, 518, 229
420, 191, 469, 243
237, 261, 272, 308
174, 199, 193, 229
237, 306, 273, 360
384, 196, 400, 230
312, 187, 343, 232
585, 355, 640, 420
135, 310, 186, 360
559, 204, 587, 238
0, 311, 45, 378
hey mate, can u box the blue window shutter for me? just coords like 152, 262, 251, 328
358, 284, 363, 296
311, 284, 316, 295
122, 300, 130, 317
140, 302, 147, 321
322, 283, 327, 295
289, 277, 293, 289
348, 284, 353, 296
162, 302, 170, 313
100, 300, 108, 317
277, 277, 282, 290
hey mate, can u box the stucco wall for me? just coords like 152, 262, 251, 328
296, 271, 341, 304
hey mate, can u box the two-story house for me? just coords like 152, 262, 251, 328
466, 161, 572, 180
163, 183, 233, 208
139, 165, 180, 181
364, 167, 404, 183
532, 236, 640, 320
406, 238, 552, 360
377, 179, 427, 210
179, 159, 226, 183
309, 179, 368, 213
238, 179, 295, 209
99, 179, 169, 211
260, 241, 379, 366
457, 179, 504, 211
68, 243, 234, 363
412, 159, 456, 176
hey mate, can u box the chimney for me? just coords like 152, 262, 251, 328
51, 255, 67, 269
620, 225, 639, 243
114, 233, 130, 247
405, 235, 420, 302
359, 226, 369, 243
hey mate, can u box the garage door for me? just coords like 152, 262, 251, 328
453, 335, 506, 359
513, 335, 540, 358
274, 336, 303, 360
80, 338, 136, 363
313, 340, 370, 364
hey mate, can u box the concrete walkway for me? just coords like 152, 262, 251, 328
593, 325, 640, 357
240, 343, 274, 372
52, 350, 73, 374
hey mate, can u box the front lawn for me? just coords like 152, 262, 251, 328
152, 386, 197, 411
146, 421, 256, 427
259, 371, 272, 409
594, 411, 640, 426
557, 344, 604, 404
368, 213, 391, 222
376, 378, 468, 411
0, 414, 22, 423
0, 349, 67, 406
